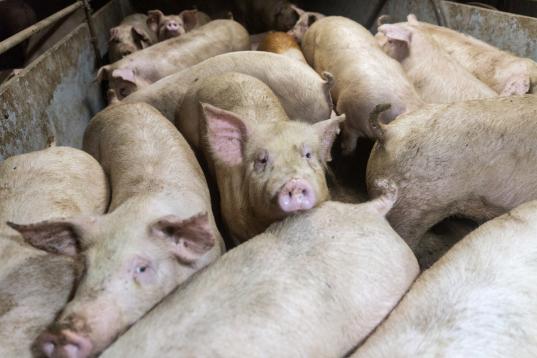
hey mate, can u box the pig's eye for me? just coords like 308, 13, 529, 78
254, 150, 269, 172
301, 145, 313, 159
132, 258, 156, 285
119, 88, 129, 97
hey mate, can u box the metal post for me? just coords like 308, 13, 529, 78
81, 0, 102, 66
0, 2, 84, 56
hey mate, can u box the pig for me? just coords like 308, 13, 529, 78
366, 95, 537, 251
258, 31, 307, 64
0, 146, 108, 358
375, 15, 498, 103
302, 16, 424, 155
97, 19, 249, 99
417, 19, 537, 95
118, 51, 333, 125
233, 0, 300, 33
101, 190, 419, 358
176, 72, 344, 243
146, 9, 211, 41
108, 14, 157, 63
286, 5, 324, 43
9, 103, 224, 358
352, 200, 537, 357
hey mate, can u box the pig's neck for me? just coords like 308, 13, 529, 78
215, 168, 272, 244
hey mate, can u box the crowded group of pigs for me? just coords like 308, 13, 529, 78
2, 1, 537, 357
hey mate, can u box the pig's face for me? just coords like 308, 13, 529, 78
202, 103, 345, 226
96, 66, 149, 100
9, 199, 216, 357
108, 25, 152, 60
147, 9, 199, 41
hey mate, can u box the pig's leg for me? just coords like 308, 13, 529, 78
340, 123, 359, 155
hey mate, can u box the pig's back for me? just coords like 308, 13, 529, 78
102, 201, 418, 357
116, 20, 250, 83
124, 51, 332, 124
371, 95, 537, 209
303, 16, 421, 109
84, 102, 210, 211
353, 200, 537, 357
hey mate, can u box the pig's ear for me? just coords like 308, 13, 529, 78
314, 114, 346, 162
290, 4, 305, 16
179, 9, 199, 31
111, 68, 136, 84
201, 102, 248, 166
378, 24, 412, 45
407, 14, 419, 25
96, 65, 111, 82
151, 212, 215, 264
131, 25, 152, 47
109, 27, 120, 42
500, 74, 530, 96
6, 217, 97, 256
367, 179, 398, 216
147, 9, 164, 33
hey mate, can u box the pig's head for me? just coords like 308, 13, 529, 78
108, 25, 152, 59
96, 65, 149, 100
147, 9, 199, 41
201, 103, 345, 236
376, 24, 413, 62
8, 199, 217, 357
287, 6, 324, 43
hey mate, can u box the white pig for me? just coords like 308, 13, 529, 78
102, 190, 419, 358
366, 95, 537, 250
108, 14, 157, 63
177, 72, 344, 243
97, 20, 249, 99
0, 146, 108, 358
146, 9, 210, 41
419, 19, 537, 95
10, 103, 224, 358
302, 16, 424, 154
352, 200, 537, 357
118, 51, 333, 124
375, 15, 497, 103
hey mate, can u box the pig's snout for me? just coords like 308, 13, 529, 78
165, 21, 180, 34
278, 179, 316, 213
39, 329, 93, 358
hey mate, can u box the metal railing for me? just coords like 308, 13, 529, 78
0, 0, 101, 63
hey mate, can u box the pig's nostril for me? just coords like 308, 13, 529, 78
42, 342, 55, 357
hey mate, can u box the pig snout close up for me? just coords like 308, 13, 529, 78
277, 178, 315, 212
38, 327, 93, 358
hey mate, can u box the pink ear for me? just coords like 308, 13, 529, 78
6, 218, 96, 256
201, 102, 248, 166
313, 114, 346, 162
501, 74, 530, 96
147, 9, 163, 33
112, 68, 136, 84
378, 24, 412, 44
151, 212, 215, 264
179, 9, 198, 31
109, 27, 120, 41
